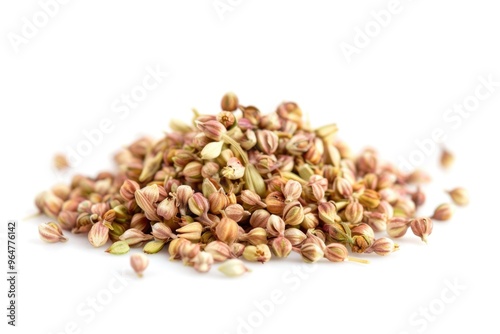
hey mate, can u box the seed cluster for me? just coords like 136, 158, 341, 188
36, 93, 468, 277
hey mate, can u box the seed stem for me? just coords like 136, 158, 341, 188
347, 256, 370, 264
221, 134, 249, 165
23, 212, 42, 220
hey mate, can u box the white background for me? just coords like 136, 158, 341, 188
1, 1, 500, 333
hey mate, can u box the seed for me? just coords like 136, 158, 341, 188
284, 228, 307, 246
386, 217, 410, 238
119, 228, 153, 246
204, 241, 234, 262
282, 180, 302, 203
105, 241, 130, 255
270, 237, 292, 258
221, 92, 239, 112
130, 253, 149, 277
240, 227, 268, 245
38, 222, 67, 243
215, 216, 239, 245
440, 148, 454, 169
243, 244, 272, 263
53, 153, 70, 171
447, 188, 469, 206
88, 222, 109, 248
34, 93, 467, 277
218, 259, 250, 277
324, 243, 348, 262
300, 243, 324, 263
192, 251, 214, 273
143, 240, 166, 254
367, 238, 399, 256
200, 141, 224, 160
345, 201, 363, 224
431, 203, 454, 221
410, 218, 433, 243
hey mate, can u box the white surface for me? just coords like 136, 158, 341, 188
1, 1, 500, 333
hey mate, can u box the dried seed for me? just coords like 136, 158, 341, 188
440, 148, 454, 169
221, 92, 239, 112
242, 244, 272, 263
143, 240, 166, 254
324, 243, 348, 262
201, 141, 224, 160
270, 237, 292, 258
410, 217, 433, 243
300, 243, 324, 263
192, 251, 214, 273
88, 222, 109, 247
215, 216, 239, 245
366, 237, 399, 256
447, 188, 469, 206
431, 203, 454, 221
105, 241, 130, 255
38, 222, 67, 243
218, 259, 250, 277
130, 253, 149, 277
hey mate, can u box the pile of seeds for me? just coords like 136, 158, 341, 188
36, 93, 469, 277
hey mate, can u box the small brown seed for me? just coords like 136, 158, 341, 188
447, 188, 469, 206
221, 92, 239, 112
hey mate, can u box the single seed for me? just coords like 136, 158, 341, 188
130, 253, 149, 277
